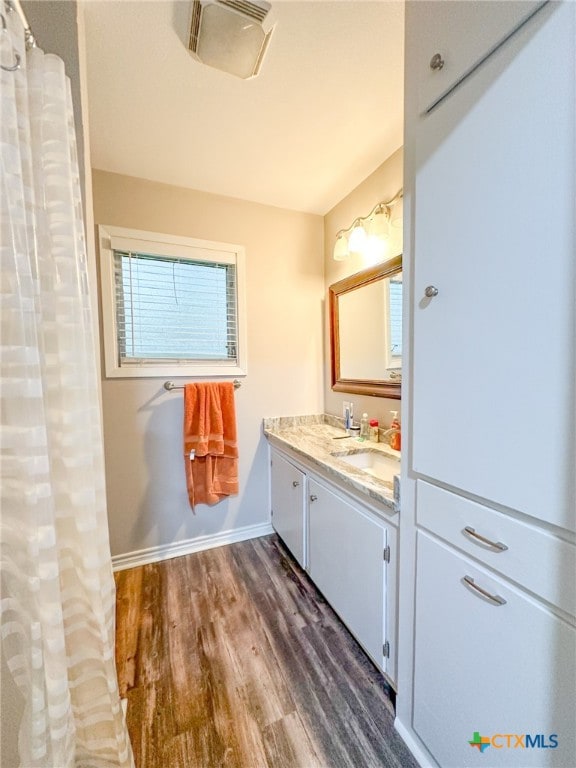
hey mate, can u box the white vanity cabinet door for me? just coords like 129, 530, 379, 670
413, 0, 546, 113
413, 532, 576, 768
270, 450, 306, 568
307, 478, 386, 672
411, 2, 575, 530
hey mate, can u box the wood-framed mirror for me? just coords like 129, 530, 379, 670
329, 255, 402, 399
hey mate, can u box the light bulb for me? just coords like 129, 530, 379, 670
365, 234, 388, 263
348, 220, 367, 255
367, 205, 390, 240
333, 233, 349, 261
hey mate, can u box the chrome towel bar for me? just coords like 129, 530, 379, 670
164, 380, 241, 391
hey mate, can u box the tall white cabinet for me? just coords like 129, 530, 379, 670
411, 0, 575, 530
399, 3, 576, 767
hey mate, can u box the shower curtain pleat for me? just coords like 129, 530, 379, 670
0, 7, 133, 767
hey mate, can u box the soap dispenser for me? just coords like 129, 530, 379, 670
360, 413, 370, 440
389, 411, 401, 451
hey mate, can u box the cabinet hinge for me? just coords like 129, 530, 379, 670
383, 640, 390, 658
383, 545, 390, 563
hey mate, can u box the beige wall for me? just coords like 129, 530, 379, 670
92, 170, 324, 558
324, 148, 403, 430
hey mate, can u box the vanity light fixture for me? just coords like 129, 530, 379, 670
332, 189, 403, 261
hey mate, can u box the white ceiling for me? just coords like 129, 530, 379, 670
83, 1, 404, 215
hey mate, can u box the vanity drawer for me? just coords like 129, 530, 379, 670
416, 480, 575, 616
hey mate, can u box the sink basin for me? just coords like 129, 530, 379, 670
333, 450, 400, 483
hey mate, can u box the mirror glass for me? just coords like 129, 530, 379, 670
329, 256, 401, 398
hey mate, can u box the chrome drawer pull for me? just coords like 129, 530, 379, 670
463, 575, 507, 606
309, 494, 318, 502
292, 480, 300, 487
463, 526, 508, 552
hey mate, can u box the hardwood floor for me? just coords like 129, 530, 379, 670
114, 534, 418, 768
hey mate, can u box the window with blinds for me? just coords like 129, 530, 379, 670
99, 226, 247, 379
115, 252, 237, 363
389, 277, 402, 359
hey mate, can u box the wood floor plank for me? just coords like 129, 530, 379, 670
114, 566, 144, 696
124, 677, 177, 768
233, 536, 326, 629
262, 711, 326, 768
161, 557, 207, 733
218, 607, 296, 728
192, 618, 271, 768
136, 562, 170, 689
115, 533, 419, 768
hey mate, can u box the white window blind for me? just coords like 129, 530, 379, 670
99, 226, 247, 379
389, 278, 402, 358
114, 251, 238, 365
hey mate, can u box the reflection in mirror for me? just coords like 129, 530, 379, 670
339, 272, 402, 379
329, 256, 401, 398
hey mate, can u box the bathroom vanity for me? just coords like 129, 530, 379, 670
264, 416, 400, 686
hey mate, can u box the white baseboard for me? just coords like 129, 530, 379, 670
111, 521, 274, 572
394, 718, 437, 768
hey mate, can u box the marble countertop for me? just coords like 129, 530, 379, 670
263, 415, 401, 512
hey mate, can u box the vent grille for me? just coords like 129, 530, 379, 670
187, 0, 273, 68
189, 0, 202, 52
218, 0, 270, 23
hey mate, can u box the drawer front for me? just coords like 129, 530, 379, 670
416, 480, 575, 616
414, 532, 576, 768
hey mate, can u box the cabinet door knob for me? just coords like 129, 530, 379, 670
309, 494, 318, 502
430, 53, 445, 71
424, 285, 439, 298
292, 480, 300, 487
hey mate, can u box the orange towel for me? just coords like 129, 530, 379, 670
183, 382, 239, 509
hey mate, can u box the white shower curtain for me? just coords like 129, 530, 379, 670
0, 6, 133, 767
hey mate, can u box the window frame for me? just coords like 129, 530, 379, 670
98, 225, 247, 379
386, 275, 402, 370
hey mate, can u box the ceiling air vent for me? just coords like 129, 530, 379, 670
188, 0, 274, 80
218, 0, 269, 23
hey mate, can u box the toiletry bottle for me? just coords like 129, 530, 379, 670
360, 413, 370, 440
369, 419, 379, 442
389, 411, 401, 451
